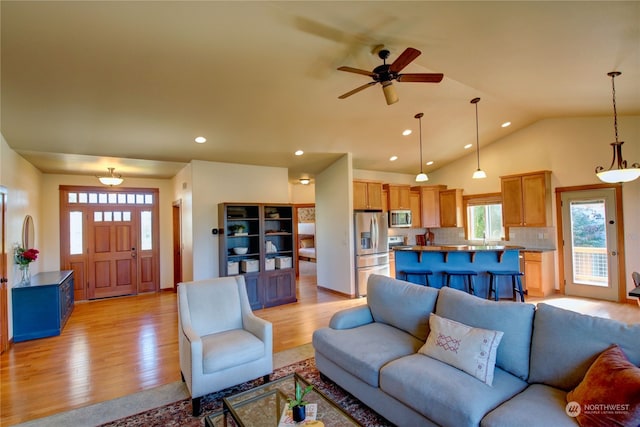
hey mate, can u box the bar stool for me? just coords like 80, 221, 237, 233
442, 270, 477, 295
397, 270, 433, 287
487, 270, 525, 302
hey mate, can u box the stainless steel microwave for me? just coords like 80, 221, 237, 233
389, 210, 412, 228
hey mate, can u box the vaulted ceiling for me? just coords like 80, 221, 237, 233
2, 1, 639, 182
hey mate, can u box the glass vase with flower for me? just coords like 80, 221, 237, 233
14, 246, 39, 284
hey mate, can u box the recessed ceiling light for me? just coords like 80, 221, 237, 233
426, 161, 434, 166
195, 136, 207, 143
402, 129, 412, 136
501, 121, 511, 128
295, 150, 304, 156
389, 156, 398, 161
464, 144, 473, 149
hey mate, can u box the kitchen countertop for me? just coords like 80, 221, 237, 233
393, 245, 525, 252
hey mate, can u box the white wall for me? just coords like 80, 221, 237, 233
315, 154, 355, 295
290, 182, 315, 204
189, 160, 290, 280
1, 135, 42, 338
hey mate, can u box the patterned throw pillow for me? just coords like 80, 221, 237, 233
419, 313, 504, 386
566, 344, 640, 427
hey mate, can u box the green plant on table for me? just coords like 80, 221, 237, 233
287, 382, 313, 409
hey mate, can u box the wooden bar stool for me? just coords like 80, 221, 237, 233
442, 270, 477, 295
397, 270, 433, 287
487, 270, 525, 302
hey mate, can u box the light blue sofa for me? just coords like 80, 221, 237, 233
312, 274, 640, 427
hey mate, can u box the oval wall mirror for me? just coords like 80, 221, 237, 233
22, 215, 35, 249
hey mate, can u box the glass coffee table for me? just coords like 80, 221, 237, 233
205, 373, 360, 426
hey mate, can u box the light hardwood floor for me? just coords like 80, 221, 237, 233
1, 271, 639, 426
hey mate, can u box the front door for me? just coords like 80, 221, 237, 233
561, 188, 620, 301
0, 186, 8, 353
87, 208, 137, 299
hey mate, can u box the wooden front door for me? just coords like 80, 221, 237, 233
88, 208, 137, 299
0, 186, 8, 353
60, 186, 160, 301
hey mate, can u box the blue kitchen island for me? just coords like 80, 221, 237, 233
394, 245, 524, 299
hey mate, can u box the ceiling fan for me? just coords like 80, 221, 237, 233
337, 46, 444, 105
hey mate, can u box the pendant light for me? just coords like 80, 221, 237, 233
595, 71, 640, 183
415, 112, 428, 182
471, 97, 487, 179
98, 167, 124, 186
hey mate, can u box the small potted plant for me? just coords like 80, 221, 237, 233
287, 382, 313, 423
229, 224, 246, 235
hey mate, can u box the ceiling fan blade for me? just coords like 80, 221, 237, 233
337, 66, 376, 77
389, 47, 421, 73
397, 73, 444, 83
338, 82, 377, 99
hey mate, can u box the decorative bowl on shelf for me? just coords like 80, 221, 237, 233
233, 247, 248, 255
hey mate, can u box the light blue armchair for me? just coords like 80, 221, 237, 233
178, 276, 273, 416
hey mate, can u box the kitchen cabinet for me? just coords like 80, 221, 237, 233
353, 181, 383, 210
439, 188, 464, 227
381, 187, 389, 212
523, 251, 555, 297
12, 270, 74, 342
409, 188, 421, 228
501, 171, 551, 227
413, 185, 447, 228
219, 203, 297, 309
384, 184, 411, 210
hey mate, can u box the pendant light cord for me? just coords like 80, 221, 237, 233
475, 101, 480, 169
611, 73, 619, 143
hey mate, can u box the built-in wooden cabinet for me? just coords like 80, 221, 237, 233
439, 189, 464, 227
409, 189, 421, 228
219, 203, 297, 309
523, 251, 555, 297
501, 171, 551, 227
381, 187, 389, 212
353, 181, 383, 210
414, 185, 447, 228
384, 184, 411, 210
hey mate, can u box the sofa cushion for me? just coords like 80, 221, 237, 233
312, 322, 424, 388
202, 329, 265, 373
566, 344, 640, 427
529, 303, 640, 390
481, 384, 578, 427
435, 287, 535, 380
367, 274, 439, 341
419, 313, 503, 385
380, 353, 528, 427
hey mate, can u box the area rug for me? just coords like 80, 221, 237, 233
98, 357, 393, 427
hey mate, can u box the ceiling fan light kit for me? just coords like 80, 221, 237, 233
337, 47, 443, 105
414, 112, 429, 182
471, 97, 487, 179
98, 167, 124, 186
595, 71, 640, 183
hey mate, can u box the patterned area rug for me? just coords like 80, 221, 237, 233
98, 358, 393, 427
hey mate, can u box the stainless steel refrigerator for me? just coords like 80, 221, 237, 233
354, 211, 389, 297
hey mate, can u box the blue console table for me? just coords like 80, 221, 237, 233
12, 270, 74, 342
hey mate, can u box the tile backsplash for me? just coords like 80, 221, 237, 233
399, 226, 557, 250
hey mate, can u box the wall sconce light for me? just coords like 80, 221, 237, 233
98, 168, 124, 186
595, 71, 640, 183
